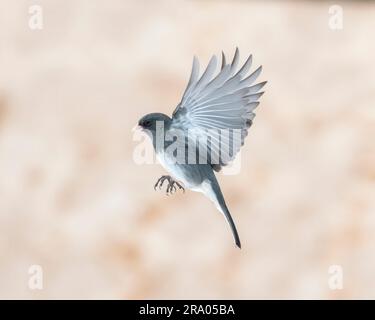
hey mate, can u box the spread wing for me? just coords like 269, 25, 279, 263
171, 48, 266, 171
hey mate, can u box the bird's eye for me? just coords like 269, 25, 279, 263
143, 120, 151, 127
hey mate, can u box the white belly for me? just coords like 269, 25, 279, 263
156, 152, 195, 189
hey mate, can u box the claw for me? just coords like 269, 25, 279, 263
154, 177, 161, 190
153, 175, 185, 195
154, 177, 162, 190
175, 181, 185, 193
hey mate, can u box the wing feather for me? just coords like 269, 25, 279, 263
181, 56, 200, 101
172, 49, 266, 171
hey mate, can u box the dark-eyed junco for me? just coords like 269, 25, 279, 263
137, 48, 266, 248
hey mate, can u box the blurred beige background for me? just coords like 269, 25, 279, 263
0, 0, 374, 299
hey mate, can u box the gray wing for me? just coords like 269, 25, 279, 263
171, 48, 266, 171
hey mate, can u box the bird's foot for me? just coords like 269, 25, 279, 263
154, 175, 185, 195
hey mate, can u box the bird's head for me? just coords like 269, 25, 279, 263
137, 113, 171, 134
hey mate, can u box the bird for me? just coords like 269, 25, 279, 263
136, 48, 266, 248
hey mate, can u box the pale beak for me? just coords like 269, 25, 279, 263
132, 125, 143, 132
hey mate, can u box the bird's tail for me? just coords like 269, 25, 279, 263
204, 173, 241, 249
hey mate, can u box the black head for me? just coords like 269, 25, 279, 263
138, 113, 171, 132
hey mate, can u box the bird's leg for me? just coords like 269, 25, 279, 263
154, 175, 185, 195
170, 180, 185, 194
154, 175, 170, 191
165, 179, 185, 195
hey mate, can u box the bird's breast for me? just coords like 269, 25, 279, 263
156, 151, 201, 189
